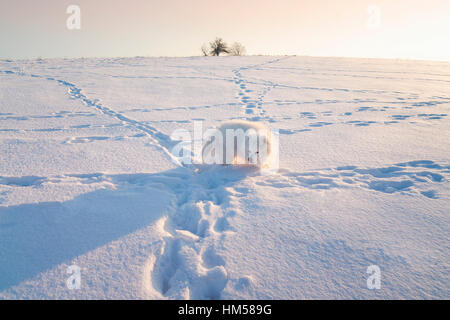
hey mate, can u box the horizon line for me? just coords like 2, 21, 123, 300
3, 54, 450, 64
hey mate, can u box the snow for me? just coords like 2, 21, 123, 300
0, 56, 449, 299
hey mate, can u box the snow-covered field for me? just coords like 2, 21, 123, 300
0, 56, 448, 299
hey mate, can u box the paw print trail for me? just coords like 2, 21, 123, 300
147, 165, 259, 299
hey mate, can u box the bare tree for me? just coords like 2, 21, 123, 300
209, 37, 229, 56
201, 44, 209, 56
229, 42, 246, 56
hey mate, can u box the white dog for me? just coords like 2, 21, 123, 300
202, 120, 272, 167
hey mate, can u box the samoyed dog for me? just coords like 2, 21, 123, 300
202, 120, 273, 167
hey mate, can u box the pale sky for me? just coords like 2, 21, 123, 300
1, 0, 449, 61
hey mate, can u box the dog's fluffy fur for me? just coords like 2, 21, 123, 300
202, 120, 272, 166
